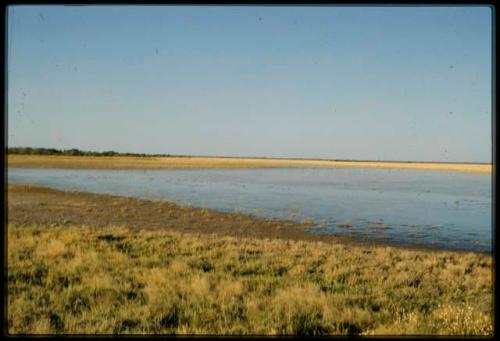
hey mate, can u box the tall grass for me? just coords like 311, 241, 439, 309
7, 224, 493, 335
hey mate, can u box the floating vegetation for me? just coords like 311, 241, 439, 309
369, 225, 392, 233
350, 229, 370, 236
315, 219, 330, 228
302, 218, 315, 225
376, 236, 394, 241
247, 208, 273, 215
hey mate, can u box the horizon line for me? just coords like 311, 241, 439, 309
6, 146, 492, 165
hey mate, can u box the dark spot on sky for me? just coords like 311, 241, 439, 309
155, 48, 159, 55
449, 65, 454, 69
449, 111, 453, 115
258, 17, 262, 21
38, 12, 44, 21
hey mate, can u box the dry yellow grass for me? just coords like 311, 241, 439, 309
7, 154, 492, 173
7, 224, 493, 335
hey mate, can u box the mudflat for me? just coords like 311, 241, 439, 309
5, 183, 488, 254
7, 183, 345, 244
7, 155, 492, 173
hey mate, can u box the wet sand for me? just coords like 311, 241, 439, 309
7, 155, 492, 173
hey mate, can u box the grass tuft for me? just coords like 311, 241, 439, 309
7, 224, 493, 335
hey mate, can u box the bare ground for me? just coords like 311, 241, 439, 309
6, 183, 330, 242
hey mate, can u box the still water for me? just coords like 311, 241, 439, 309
8, 167, 492, 252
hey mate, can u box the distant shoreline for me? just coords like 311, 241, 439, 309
190, 155, 492, 165
7, 154, 492, 173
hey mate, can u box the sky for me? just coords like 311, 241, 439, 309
7, 5, 492, 162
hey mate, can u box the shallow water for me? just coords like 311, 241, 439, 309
8, 167, 492, 252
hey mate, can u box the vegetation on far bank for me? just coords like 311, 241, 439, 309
6, 147, 187, 158
7, 224, 493, 335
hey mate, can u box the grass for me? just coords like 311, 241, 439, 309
7, 224, 493, 335
7, 154, 492, 173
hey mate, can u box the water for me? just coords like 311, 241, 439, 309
8, 167, 492, 252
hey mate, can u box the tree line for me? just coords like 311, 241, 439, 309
6, 147, 185, 157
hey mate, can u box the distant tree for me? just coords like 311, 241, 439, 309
101, 151, 118, 156
47, 148, 61, 155
64, 148, 83, 156
7, 146, 175, 158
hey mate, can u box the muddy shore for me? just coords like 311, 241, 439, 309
6, 183, 487, 254
7, 183, 312, 241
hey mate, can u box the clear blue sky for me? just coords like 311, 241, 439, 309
7, 5, 492, 162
